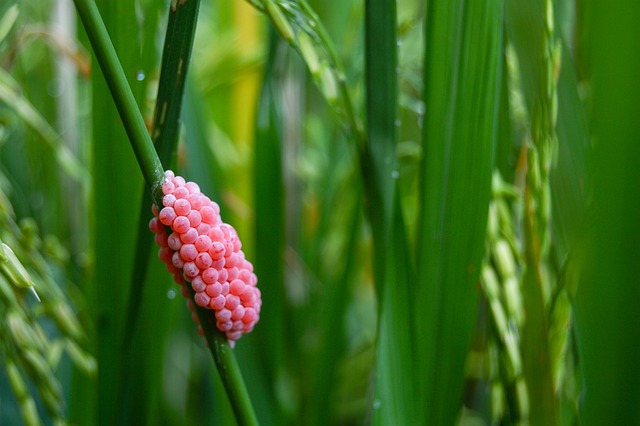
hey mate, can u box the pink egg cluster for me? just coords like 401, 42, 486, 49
149, 170, 261, 345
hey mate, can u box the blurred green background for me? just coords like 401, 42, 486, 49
1, 0, 639, 425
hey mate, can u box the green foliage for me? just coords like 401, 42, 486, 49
2, 0, 640, 424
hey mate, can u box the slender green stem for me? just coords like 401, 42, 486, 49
122, 0, 201, 366
187, 285, 259, 426
73, 1, 258, 424
73, 0, 164, 200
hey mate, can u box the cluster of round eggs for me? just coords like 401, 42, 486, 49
149, 170, 260, 345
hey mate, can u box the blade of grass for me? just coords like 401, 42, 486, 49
361, 0, 418, 424
364, 0, 398, 242
575, 2, 640, 424
372, 193, 416, 425
416, 1, 504, 424
251, 31, 286, 425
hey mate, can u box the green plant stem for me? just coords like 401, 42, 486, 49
73, 0, 163, 200
73, 1, 258, 424
187, 285, 259, 426
122, 0, 201, 370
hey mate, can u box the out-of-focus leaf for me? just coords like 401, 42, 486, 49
0, 68, 89, 185
575, 2, 640, 424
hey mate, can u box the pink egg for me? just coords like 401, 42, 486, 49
148, 217, 163, 233
174, 186, 189, 199
180, 244, 198, 262
180, 228, 198, 244
162, 180, 175, 195
210, 295, 225, 310
229, 279, 246, 296
242, 308, 257, 324
174, 198, 191, 216
187, 194, 205, 210
183, 262, 200, 279
217, 269, 228, 284
200, 206, 216, 224
195, 252, 213, 270
167, 232, 182, 250
173, 176, 186, 187
158, 247, 173, 263
172, 216, 190, 234
202, 268, 219, 284
215, 308, 232, 322
155, 232, 168, 248
217, 320, 233, 332
196, 223, 211, 236
208, 241, 226, 260
231, 306, 245, 321
227, 267, 239, 281
195, 235, 212, 252
194, 292, 210, 307
225, 294, 240, 310
159, 207, 176, 226
206, 282, 222, 298
172, 251, 185, 269
191, 276, 206, 293
185, 181, 200, 194
187, 210, 202, 227
162, 193, 176, 207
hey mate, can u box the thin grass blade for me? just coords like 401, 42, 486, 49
251, 31, 287, 425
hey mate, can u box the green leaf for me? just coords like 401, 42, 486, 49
363, 0, 398, 254
251, 32, 287, 425
373, 194, 416, 425
361, 0, 419, 424
552, 40, 588, 256
575, 2, 640, 424
415, 1, 504, 424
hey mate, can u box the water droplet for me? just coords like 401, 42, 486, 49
373, 400, 381, 409
309, 20, 316, 27
167, 288, 176, 299
392, 170, 399, 179
397, 40, 403, 47
136, 70, 145, 81
395, 119, 401, 127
